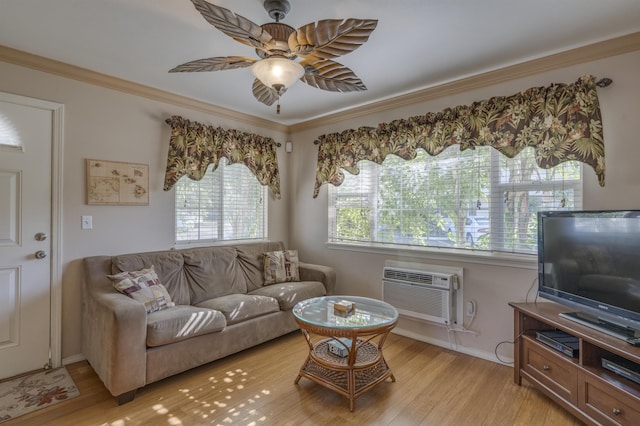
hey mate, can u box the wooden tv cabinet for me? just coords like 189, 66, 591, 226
510, 302, 640, 425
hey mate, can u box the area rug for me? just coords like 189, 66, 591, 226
0, 367, 79, 423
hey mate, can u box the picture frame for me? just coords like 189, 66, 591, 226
86, 159, 149, 205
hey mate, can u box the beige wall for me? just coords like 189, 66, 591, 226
289, 50, 640, 362
0, 61, 289, 359
1, 48, 639, 364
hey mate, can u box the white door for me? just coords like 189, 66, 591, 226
0, 93, 61, 379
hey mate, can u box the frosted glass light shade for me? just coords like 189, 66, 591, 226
251, 57, 305, 90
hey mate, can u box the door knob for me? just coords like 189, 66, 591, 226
35, 232, 48, 241
35, 250, 47, 259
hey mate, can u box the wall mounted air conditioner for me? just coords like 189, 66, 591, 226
382, 260, 463, 325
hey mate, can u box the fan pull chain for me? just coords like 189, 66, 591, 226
561, 165, 567, 208
277, 99, 281, 114
475, 150, 482, 210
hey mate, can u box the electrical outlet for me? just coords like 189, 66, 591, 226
466, 300, 476, 316
81, 215, 93, 230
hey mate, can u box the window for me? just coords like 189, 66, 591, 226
175, 159, 267, 243
329, 146, 582, 255
0, 113, 21, 148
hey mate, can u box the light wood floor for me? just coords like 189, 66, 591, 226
5, 332, 583, 426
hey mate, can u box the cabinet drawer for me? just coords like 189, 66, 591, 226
578, 371, 640, 426
522, 337, 578, 405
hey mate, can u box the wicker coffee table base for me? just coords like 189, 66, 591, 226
294, 334, 396, 411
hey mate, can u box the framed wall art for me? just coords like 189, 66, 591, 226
86, 159, 149, 205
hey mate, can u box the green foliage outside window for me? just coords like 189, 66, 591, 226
329, 146, 581, 255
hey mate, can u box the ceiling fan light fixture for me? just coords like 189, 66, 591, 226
251, 56, 304, 92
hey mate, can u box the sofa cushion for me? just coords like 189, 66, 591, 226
249, 281, 326, 310
108, 265, 175, 313
196, 294, 280, 325
263, 250, 300, 285
112, 251, 191, 305
146, 305, 226, 347
235, 241, 285, 291
182, 247, 248, 305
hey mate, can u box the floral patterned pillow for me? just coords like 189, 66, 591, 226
108, 265, 175, 313
263, 250, 300, 285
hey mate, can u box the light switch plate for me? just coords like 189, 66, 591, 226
81, 215, 92, 230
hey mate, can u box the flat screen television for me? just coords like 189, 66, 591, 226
538, 210, 640, 343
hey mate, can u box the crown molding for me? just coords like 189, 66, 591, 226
288, 31, 640, 133
2, 32, 639, 136
0, 45, 288, 133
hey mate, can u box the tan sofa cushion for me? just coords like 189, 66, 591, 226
146, 305, 226, 347
182, 246, 248, 304
235, 241, 284, 291
112, 251, 191, 305
196, 294, 279, 325
249, 281, 326, 310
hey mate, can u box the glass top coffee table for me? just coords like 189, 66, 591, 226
292, 296, 398, 411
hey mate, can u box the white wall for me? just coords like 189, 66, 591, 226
289, 50, 640, 363
0, 61, 290, 359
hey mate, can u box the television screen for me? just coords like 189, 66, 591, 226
538, 210, 640, 337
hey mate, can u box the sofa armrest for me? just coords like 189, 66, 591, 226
299, 262, 336, 295
82, 256, 147, 398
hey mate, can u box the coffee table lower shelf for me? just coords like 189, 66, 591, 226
294, 338, 395, 411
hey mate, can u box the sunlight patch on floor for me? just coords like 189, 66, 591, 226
148, 368, 272, 424
102, 368, 273, 424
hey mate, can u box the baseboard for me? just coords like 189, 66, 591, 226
392, 327, 514, 365
60, 330, 514, 367
62, 354, 86, 365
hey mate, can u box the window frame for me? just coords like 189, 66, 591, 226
327, 147, 583, 269
174, 160, 268, 247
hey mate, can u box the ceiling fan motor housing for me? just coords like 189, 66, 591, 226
264, 0, 291, 22
257, 22, 295, 58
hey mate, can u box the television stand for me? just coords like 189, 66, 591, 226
510, 302, 640, 425
560, 311, 640, 342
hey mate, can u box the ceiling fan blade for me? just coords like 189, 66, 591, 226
189, 0, 274, 51
301, 59, 367, 92
169, 56, 256, 72
289, 19, 378, 59
252, 79, 285, 106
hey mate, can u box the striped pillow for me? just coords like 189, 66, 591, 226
263, 250, 300, 285
108, 265, 175, 313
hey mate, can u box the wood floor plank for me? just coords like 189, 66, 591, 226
3, 332, 584, 425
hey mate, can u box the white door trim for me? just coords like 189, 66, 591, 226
1, 91, 64, 368
50, 99, 64, 368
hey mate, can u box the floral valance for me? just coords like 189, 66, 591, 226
313, 75, 605, 198
163, 115, 281, 198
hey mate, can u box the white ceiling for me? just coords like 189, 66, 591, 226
1, 0, 639, 125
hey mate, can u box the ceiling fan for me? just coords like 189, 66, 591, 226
170, 0, 378, 111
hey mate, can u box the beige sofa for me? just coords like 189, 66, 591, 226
82, 241, 335, 404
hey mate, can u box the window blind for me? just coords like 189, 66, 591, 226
329, 146, 582, 255
175, 159, 267, 243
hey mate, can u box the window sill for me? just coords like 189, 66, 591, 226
326, 241, 536, 270
174, 238, 268, 250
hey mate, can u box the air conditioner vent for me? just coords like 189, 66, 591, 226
383, 269, 433, 285
382, 260, 463, 325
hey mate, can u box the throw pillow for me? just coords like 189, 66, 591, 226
263, 250, 300, 285
108, 265, 175, 313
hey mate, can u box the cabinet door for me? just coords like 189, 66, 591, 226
578, 370, 640, 426
522, 337, 578, 405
